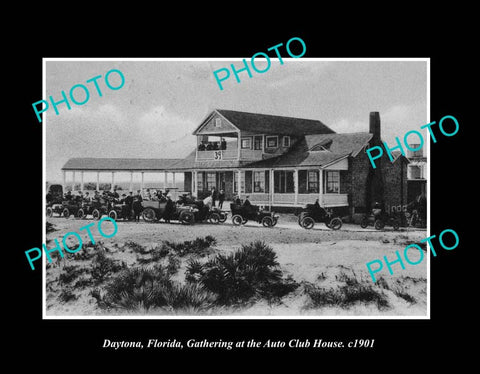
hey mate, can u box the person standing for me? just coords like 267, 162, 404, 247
125, 191, 134, 219
132, 190, 143, 222
218, 189, 225, 209
211, 187, 218, 207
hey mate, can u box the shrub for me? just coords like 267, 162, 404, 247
46, 222, 56, 233
186, 241, 298, 305
90, 251, 125, 283
96, 264, 215, 312
165, 236, 216, 257
58, 289, 77, 303
125, 241, 148, 254
59, 265, 86, 284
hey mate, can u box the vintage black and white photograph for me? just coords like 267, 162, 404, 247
43, 58, 429, 318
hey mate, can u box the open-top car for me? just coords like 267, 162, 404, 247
141, 200, 197, 224
230, 203, 279, 227
297, 202, 343, 230
360, 211, 400, 230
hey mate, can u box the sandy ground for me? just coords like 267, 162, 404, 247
45, 214, 428, 317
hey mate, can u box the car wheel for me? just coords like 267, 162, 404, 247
360, 217, 369, 228
262, 216, 274, 227
219, 212, 228, 223
62, 208, 70, 218
301, 217, 315, 230
92, 209, 101, 220
180, 211, 195, 225
108, 210, 118, 221
392, 219, 400, 231
142, 208, 156, 222
298, 212, 306, 226
232, 215, 243, 226
209, 212, 220, 224
46, 207, 53, 218
374, 219, 385, 230
76, 208, 86, 219
329, 217, 342, 230
272, 217, 278, 227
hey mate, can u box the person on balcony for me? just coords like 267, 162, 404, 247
221, 138, 227, 150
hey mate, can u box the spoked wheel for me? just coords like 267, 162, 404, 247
208, 212, 220, 224
392, 219, 400, 231
92, 209, 101, 220
46, 207, 53, 218
108, 210, 118, 221
374, 219, 385, 230
62, 208, 70, 218
218, 212, 228, 223
180, 211, 195, 225
262, 216, 274, 227
360, 217, 369, 229
142, 208, 156, 222
76, 208, 86, 219
232, 215, 243, 226
329, 217, 343, 230
301, 216, 315, 230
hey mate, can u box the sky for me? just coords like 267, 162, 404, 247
45, 59, 428, 182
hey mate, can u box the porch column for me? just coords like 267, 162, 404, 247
72, 171, 76, 191
319, 168, 324, 206
62, 170, 66, 193
237, 170, 242, 197
294, 169, 299, 206
237, 132, 241, 160
172, 172, 176, 188
141, 172, 145, 191
80, 171, 84, 192
129, 171, 133, 192
192, 171, 196, 195
111, 172, 115, 192
164, 171, 168, 190
96, 172, 100, 191
270, 169, 274, 205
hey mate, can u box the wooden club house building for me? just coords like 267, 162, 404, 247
62, 109, 409, 215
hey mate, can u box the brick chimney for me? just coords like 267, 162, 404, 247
369, 111, 381, 147
366, 111, 384, 210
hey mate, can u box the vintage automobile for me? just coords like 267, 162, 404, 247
297, 203, 343, 230
107, 202, 134, 221
141, 200, 197, 224
46, 184, 64, 217
77, 197, 113, 220
230, 203, 279, 227
183, 200, 228, 224
60, 199, 84, 218
360, 211, 400, 230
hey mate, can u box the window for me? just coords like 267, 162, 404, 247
266, 136, 278, 148
325, 171, 340, 193
214, 118, 221, 127
254, 136, 263, 150
274, 170, 294, 193
197, 172, 204, 191
206, 172, 216, 190
241, 137, 252, 149
254, 171, 265, 192
234, 171, 246, 193
307, 170, 319, 193
283, 136, 291, 147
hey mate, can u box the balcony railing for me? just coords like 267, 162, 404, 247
196, 148, 238, 160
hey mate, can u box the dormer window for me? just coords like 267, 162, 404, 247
266, 136, 278, 148
283, 136, 291, 147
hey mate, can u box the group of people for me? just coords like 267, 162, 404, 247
202, 188, 226, 209
197, 138, 227, 151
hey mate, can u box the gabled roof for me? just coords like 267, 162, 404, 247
248, 132, 373, 168
194, 109, 335, 136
